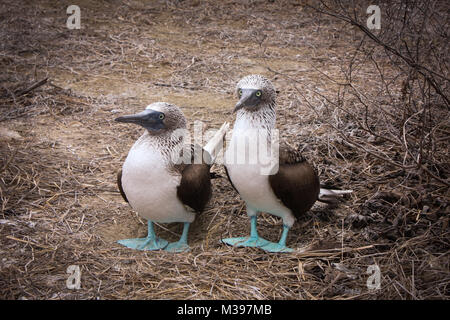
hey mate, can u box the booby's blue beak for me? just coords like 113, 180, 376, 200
234, 89, 262, 112
115, 109, 166, 131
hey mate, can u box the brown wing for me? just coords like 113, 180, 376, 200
117, 169, 128, 203
174, 144, 212, 213
268, 144, 320, 219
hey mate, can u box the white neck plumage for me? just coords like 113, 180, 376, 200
227, 102, 279, 175
234, 103, 276, 131
136, 122, 230, 167
233, 104, 276, 148
135, 130, 184, 164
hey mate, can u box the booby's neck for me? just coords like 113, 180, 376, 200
134, 130, 184, 164
234, 103, 276, 131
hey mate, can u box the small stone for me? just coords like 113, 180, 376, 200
0, 127, 23, 141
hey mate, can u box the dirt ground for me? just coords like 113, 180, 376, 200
0, 0, 448, 299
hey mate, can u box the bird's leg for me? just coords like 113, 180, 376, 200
260, 224, 294, 253
221, 206, 271, 248
117, 220, 169, 250
165, 222, 191, 253
249, 215, 258, 237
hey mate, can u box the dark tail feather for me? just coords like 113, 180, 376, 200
317, 197, 340, 204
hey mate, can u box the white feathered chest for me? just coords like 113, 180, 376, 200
121, 134, 195, 223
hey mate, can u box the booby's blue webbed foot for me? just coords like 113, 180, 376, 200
117, 237, 168, 250
259, 224, 294, 253
165, 241, 190, 252
260, 241, 294, 253
117, 220, 168, 250
221, 236, 271, 248
221, 215, 271, 248
164, 222, 191, 253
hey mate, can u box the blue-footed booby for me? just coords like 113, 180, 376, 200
223, 75, 352, 253
115, 102, 229, 252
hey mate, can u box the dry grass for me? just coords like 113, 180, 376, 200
0, 0, 448, 300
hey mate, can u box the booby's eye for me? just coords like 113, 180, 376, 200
159, 114, 165, 120
238, 89, 243, 96
255, 90, 262, 97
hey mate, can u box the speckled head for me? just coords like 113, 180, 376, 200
115, 102, 187, 135
234, 75, 276, 112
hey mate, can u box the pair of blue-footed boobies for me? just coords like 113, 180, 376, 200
115, 75, 351, 253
